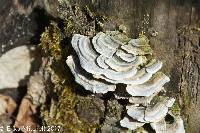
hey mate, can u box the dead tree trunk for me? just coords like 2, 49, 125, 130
70, 0, 200, 132
0, 0, 199, 132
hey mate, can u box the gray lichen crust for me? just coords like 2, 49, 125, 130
66, 31, 185, 132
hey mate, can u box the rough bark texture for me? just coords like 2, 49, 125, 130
69, 0, 200, 132
0, 0, 200, 132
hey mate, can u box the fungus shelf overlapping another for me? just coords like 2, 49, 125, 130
66, 31, 185, 132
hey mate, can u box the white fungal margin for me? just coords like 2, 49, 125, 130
67, 31, 184, 132
66, 55, 116, 93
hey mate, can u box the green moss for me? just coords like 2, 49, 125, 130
41, 88, 98, 133
63, 5, 106, 37
39, 14, 100, 132
150, 95, 165, 106
106, 31, 131, 43
135, 127, 147, 133
83, 5, 95, 19
145, 59, 156, 67
40, 22, 62, 60
171, 102, 181, 116
55, 89, 98, 132
63, 5, 96, 37
40, 66, 99, 132
118, 25, 127, 33
64, 17, 74, 31
63, 15, 82, 37
106, 100, 123, 118
39, 4, 169, 132
138, 34, 153, 55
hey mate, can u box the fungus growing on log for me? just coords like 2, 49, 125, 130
151, 115, 185, 133
66, 31, 185, 132
66, 56, 116, 94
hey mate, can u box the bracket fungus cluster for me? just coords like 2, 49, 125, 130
66, 31, 185, 132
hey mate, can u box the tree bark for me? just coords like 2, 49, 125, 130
0, 0, 200, 132
70, 0, 200, 132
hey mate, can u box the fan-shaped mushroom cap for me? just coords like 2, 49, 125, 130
92, 32, 118, 58
146, 59, 163, 74
96, 55, 109, 69
120, 117, 145, 130
126, 106, 146, 122
128, 92, 158, 105
66, 56, 116, 93
126, 98, 175, 123
105, 55, 147, 71
144, 98, 175, 122
151, 116, 185, 133
116, 49, 137, 62
126, 72, 170, 97
71, 34, 140, 81
68, 31, 184, 131
71, 32, 162, 84
121, 35, 152, 55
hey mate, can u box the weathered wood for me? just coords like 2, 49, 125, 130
70, 0, 200, 132
0, 0, 199, 132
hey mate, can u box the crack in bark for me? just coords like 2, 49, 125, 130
178, 27, 200, 132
